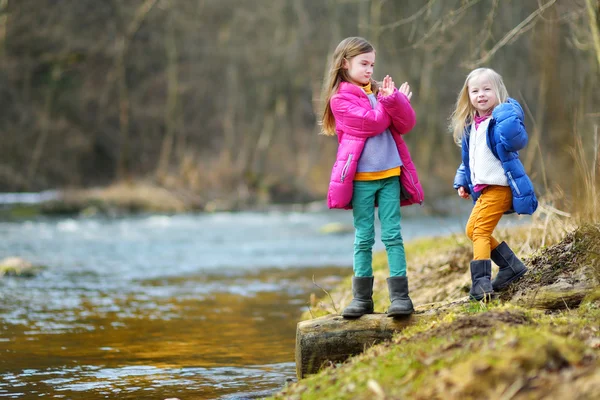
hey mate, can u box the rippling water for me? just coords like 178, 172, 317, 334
1, 208, 488, 399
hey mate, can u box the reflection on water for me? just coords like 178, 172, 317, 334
0, 209, 485, 398
0, 267, 347, 399
2, 363, 293, 399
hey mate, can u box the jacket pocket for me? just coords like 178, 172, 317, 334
507, 171, 521, 196
340, 154, 353, 183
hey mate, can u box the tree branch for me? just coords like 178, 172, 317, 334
464, 0, 558, 68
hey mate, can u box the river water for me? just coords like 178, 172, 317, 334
0, 206, 480, 399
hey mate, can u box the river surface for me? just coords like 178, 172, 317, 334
0, 205, 504, 399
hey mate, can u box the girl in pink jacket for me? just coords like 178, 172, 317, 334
321, 37, 424, 318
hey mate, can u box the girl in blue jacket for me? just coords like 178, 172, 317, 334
450, 68, 537, 301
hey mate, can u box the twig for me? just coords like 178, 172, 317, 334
465, 0, 558, 67
367, 379, 387, 398
542, 212, 550, 248
379, 0, 433, 31
469, 0, 500, 61
499, 377, 526, 400
400, 0, 481, 51
593, 125, 598, 218
539, 204, 572, 218
313, 274, 339, 314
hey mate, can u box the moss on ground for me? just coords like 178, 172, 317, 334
276, 304, 600, 400
277, 223, 600, 400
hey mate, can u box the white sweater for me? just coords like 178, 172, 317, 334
469, 119, 508, 187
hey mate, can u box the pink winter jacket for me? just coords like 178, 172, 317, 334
327, 81, 424, 209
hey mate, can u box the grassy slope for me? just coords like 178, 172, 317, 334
272, 223, 600, 400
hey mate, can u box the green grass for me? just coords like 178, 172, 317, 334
278, 223, 600, 399
274, 304, 600, 399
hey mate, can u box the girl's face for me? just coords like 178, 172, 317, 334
343, 51, 375, 86
468, 74, 498, 116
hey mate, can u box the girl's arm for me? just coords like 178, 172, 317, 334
453, 162, 470, 193
330, 94, 392, 138
493, 99, 528, 152
378, 89, 416, 134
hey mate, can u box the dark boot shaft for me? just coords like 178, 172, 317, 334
342, 276, 374, 318
491, 242, 528, 291
470, 259, 492, 281
387, 276, 414, 316
470, 259, 494, 301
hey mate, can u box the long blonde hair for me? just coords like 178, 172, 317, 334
320, 37, 379, 136
449, 68, 509, 144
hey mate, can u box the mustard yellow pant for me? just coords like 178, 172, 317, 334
466, 185, 513, 260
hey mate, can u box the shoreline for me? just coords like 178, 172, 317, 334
271, 221, 600, 399
0, 184, 473, 219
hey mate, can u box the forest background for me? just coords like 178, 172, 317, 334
1, 0, 598, 210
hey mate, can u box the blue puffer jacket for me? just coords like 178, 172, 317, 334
453, 98, 538, 215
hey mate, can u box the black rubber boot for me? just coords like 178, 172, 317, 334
342, 276, 374, 318
491, 241, 528, 291
386, 276, 414, 317
469, 259, 494, 301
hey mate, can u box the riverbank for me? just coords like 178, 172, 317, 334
271, 220, 600, 399
0, 183, 476, 219
0, 183, 329, 219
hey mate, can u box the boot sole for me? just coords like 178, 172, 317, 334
342, 313, 364, 318
342, 310, 374, 318
387, 310, 413, 318
493, 267, 528, 291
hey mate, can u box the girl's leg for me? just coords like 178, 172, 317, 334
465, 186, 513, 301
352, 180, 377, 277
466, 205, 503, 255
377, 177, 407, 277
343, 180, 378, 318
466, 186, 513, 260
378, 177, 413, 316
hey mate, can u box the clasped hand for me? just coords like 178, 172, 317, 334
380, 75, 412, 100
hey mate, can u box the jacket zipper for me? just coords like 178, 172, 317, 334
507, 171, 521, 195
404, 168, 423, 204
340, 154, 353, 183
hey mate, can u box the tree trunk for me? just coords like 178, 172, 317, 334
509, 285, 595, 310
221, 63, 237, 164
585, 0, 600, 70
0, 0, 8, 55
115, 41, 130, 182
524, 5, 558, 190
369, 0, 383, 50
156, 4, 179, 182
295, 313, 420, 379
111, 0, 159, 181
28, 65, 60, 186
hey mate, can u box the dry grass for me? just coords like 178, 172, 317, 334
277, 223, 600, 400
61, 181, 192, 213
570, 126, 600, 224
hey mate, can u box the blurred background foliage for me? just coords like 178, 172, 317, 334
0, 0, 598, 209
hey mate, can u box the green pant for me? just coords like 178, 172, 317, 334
351, 176, 407, 277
